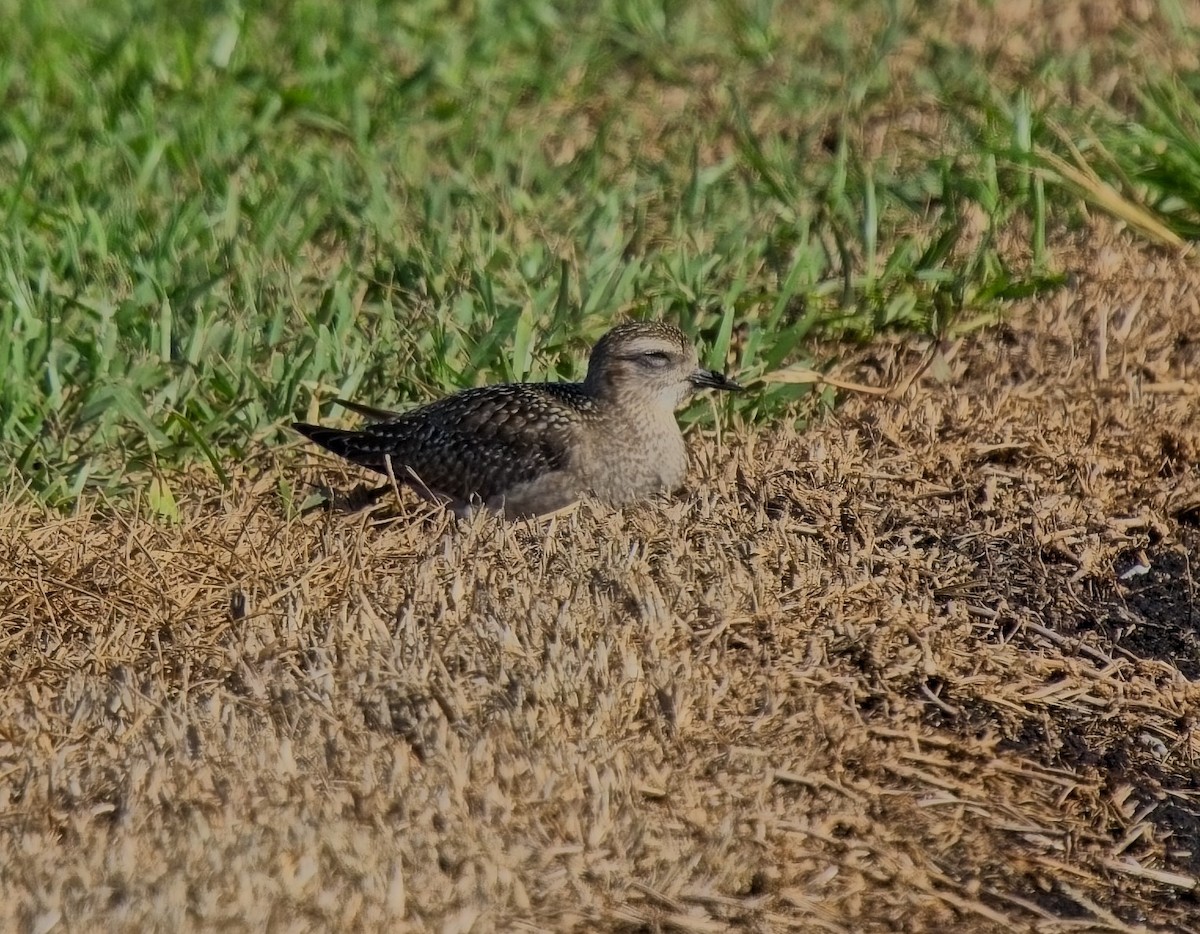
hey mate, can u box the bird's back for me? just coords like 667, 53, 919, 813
294, 381, 598, 509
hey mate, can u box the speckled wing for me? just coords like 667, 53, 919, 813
293, 383, 593, 505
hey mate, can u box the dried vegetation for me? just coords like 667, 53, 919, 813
4, 227, 1200, 932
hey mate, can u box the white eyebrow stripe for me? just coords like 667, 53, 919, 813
621, 338, 681, 355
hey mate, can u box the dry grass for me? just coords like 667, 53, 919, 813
4, 225, 1200, 932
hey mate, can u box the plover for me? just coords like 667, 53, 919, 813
293, 322, 741, 516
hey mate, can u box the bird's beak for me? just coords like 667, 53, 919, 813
689, 368, 742, 392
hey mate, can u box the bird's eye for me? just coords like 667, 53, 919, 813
641, 351, 671, 368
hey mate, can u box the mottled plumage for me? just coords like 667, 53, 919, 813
293, 322, 741, 516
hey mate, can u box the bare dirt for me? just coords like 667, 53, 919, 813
3, 221, 1200, 932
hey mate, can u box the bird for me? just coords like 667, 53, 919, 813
292, 321, 742, 517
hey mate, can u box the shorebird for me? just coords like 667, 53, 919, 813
293, 322, 741, 516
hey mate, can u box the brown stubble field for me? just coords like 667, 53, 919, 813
4, 222, 1200, 932
7, 0, 1200, 930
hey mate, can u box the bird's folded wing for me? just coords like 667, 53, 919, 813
349, 406, 575, 503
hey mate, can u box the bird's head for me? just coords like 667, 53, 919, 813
584, 322, 741, 410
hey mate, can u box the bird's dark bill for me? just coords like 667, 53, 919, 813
689, 369, 742, 391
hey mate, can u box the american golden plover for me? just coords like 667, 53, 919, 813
293, 321, 741, 516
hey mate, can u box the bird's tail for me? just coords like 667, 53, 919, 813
292, 423, 388, 474
294, 422, 452, 507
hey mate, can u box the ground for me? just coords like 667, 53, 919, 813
4, 223, 1200, 932
6, 0, 1200, 931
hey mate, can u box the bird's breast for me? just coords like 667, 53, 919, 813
575, 409, 687, 504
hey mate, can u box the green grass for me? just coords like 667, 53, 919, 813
1, 0, 1197, 504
